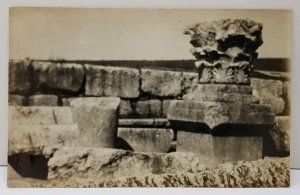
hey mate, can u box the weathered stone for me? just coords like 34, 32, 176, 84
186, 84, 253, 95
184, 92, 259, 103
182, 72, 198, 94
70, 97, 120, 148
251, 78, 284, 98
135, 99, 162, 117
283, 81, 291, 114
118, 128, 174, 152
269, 116, 290, 151
9, 106, 73, 125
62, 97, 77, 106
119, 118, 169, 128
9, 60, 32, 95
177, 132, 262, 165
162, 100, 172, 117
32, 61, 84, 92
84, 65, 140, 98
168, 100, 275, 130
9, 147, 288, 187
184, 19, 263, 84
8, 125, 79, 156
28, 95, 58, 106
9, 95, 25, 106
119, 99, 135, 118
259, 97, 285, 114
141, 69, 182, 97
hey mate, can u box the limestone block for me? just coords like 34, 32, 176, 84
62, 97, 77, 106
141, 69, 182, 97
119, 99, 135, 118
28, 95, 58, 106
184, 92, 259, 103
251, 78, 284, 98
135, 99, 162, 117
70, 97, 120, 148
283, 81, 291, 114
168, 100, 275, 130
177, 131, 262, 165
119, 118, 170, 128
162, 100, 172, 117
84, 65, 140, 98
32, 61, 84, 92
259, 97, 285, 114
118, 128, 174, 152
9, 106, 73, 125
8, 125, 79, 156
269, 116, 290, 152
9, 95, 25, 106
182, 72, 198, 94
9, 60, 32, 95
185, 83, 253, 95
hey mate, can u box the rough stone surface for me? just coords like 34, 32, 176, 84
8, 148, 289, 187
28, 95, 58, 106
177, 132, 262, 165
259, 97, 285, 114
84, 65, 140, 98
186, 84, 253, 95
251, 78, 284, 98
32, 61, 84, 93
182, 72, 198, 94
141, 69, 182, 97
119, 118, 170, 128
269, 116, 290, 152
167, 100, 275, 130
70, 97, 120, 148
119, 99, 135, 118
162, 100, 172, 118
9, 106, 73, 125
135, 99, 162, 118
184, 92, 259, 103
9, 95, 25, 106
8, 125, 79, 156
9, 60, 32, 95
283, 81, 291, 115
62, 97, 77, 106
118, 128, 174, 152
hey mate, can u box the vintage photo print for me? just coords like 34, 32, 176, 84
8, 8, 291, 187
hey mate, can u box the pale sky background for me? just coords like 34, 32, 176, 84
9, 8, 292, 60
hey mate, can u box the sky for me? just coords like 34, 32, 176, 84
9, 8, 292, 60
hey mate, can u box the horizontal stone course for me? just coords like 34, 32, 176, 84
9, 106, 74, 125
118, 118, 170, 128
9, 95, 25, 106
8, 124, 79, 156
84, 65, 140, 98
32, 61, 84, 93
28, 95, 58, 106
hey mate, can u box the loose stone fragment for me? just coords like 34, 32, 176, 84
251, 78, 284, 98
70, 97, 120, 148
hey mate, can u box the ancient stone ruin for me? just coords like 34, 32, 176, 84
168, 19, 275, 165
7, 19, 290, 187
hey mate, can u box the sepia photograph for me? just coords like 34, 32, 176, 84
8, 8, 291, 187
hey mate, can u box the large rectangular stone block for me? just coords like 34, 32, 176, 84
9, 106, 74, 125
9, 95, 25, 106
84, 65, 140, 98
28, 95, 58, 106
9, 60, 32, 95
8, 125, 79, 156
32, 61, 84, 93
70, 97, 120, 148
251, 78, 284, 97
119, 99, 135, 118
135, 99, 162, 118
269, 116, 290, 152
141, 69, 183, 97
259, 97, 285, 114
177, 131, 263, 165
118, 128, 174, 152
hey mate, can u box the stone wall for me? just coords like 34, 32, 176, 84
9, 60, 290, 118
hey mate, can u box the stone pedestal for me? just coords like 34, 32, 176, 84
177, 132, 262, 165
70, 97, 120, 148
167, 19, 275, 164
